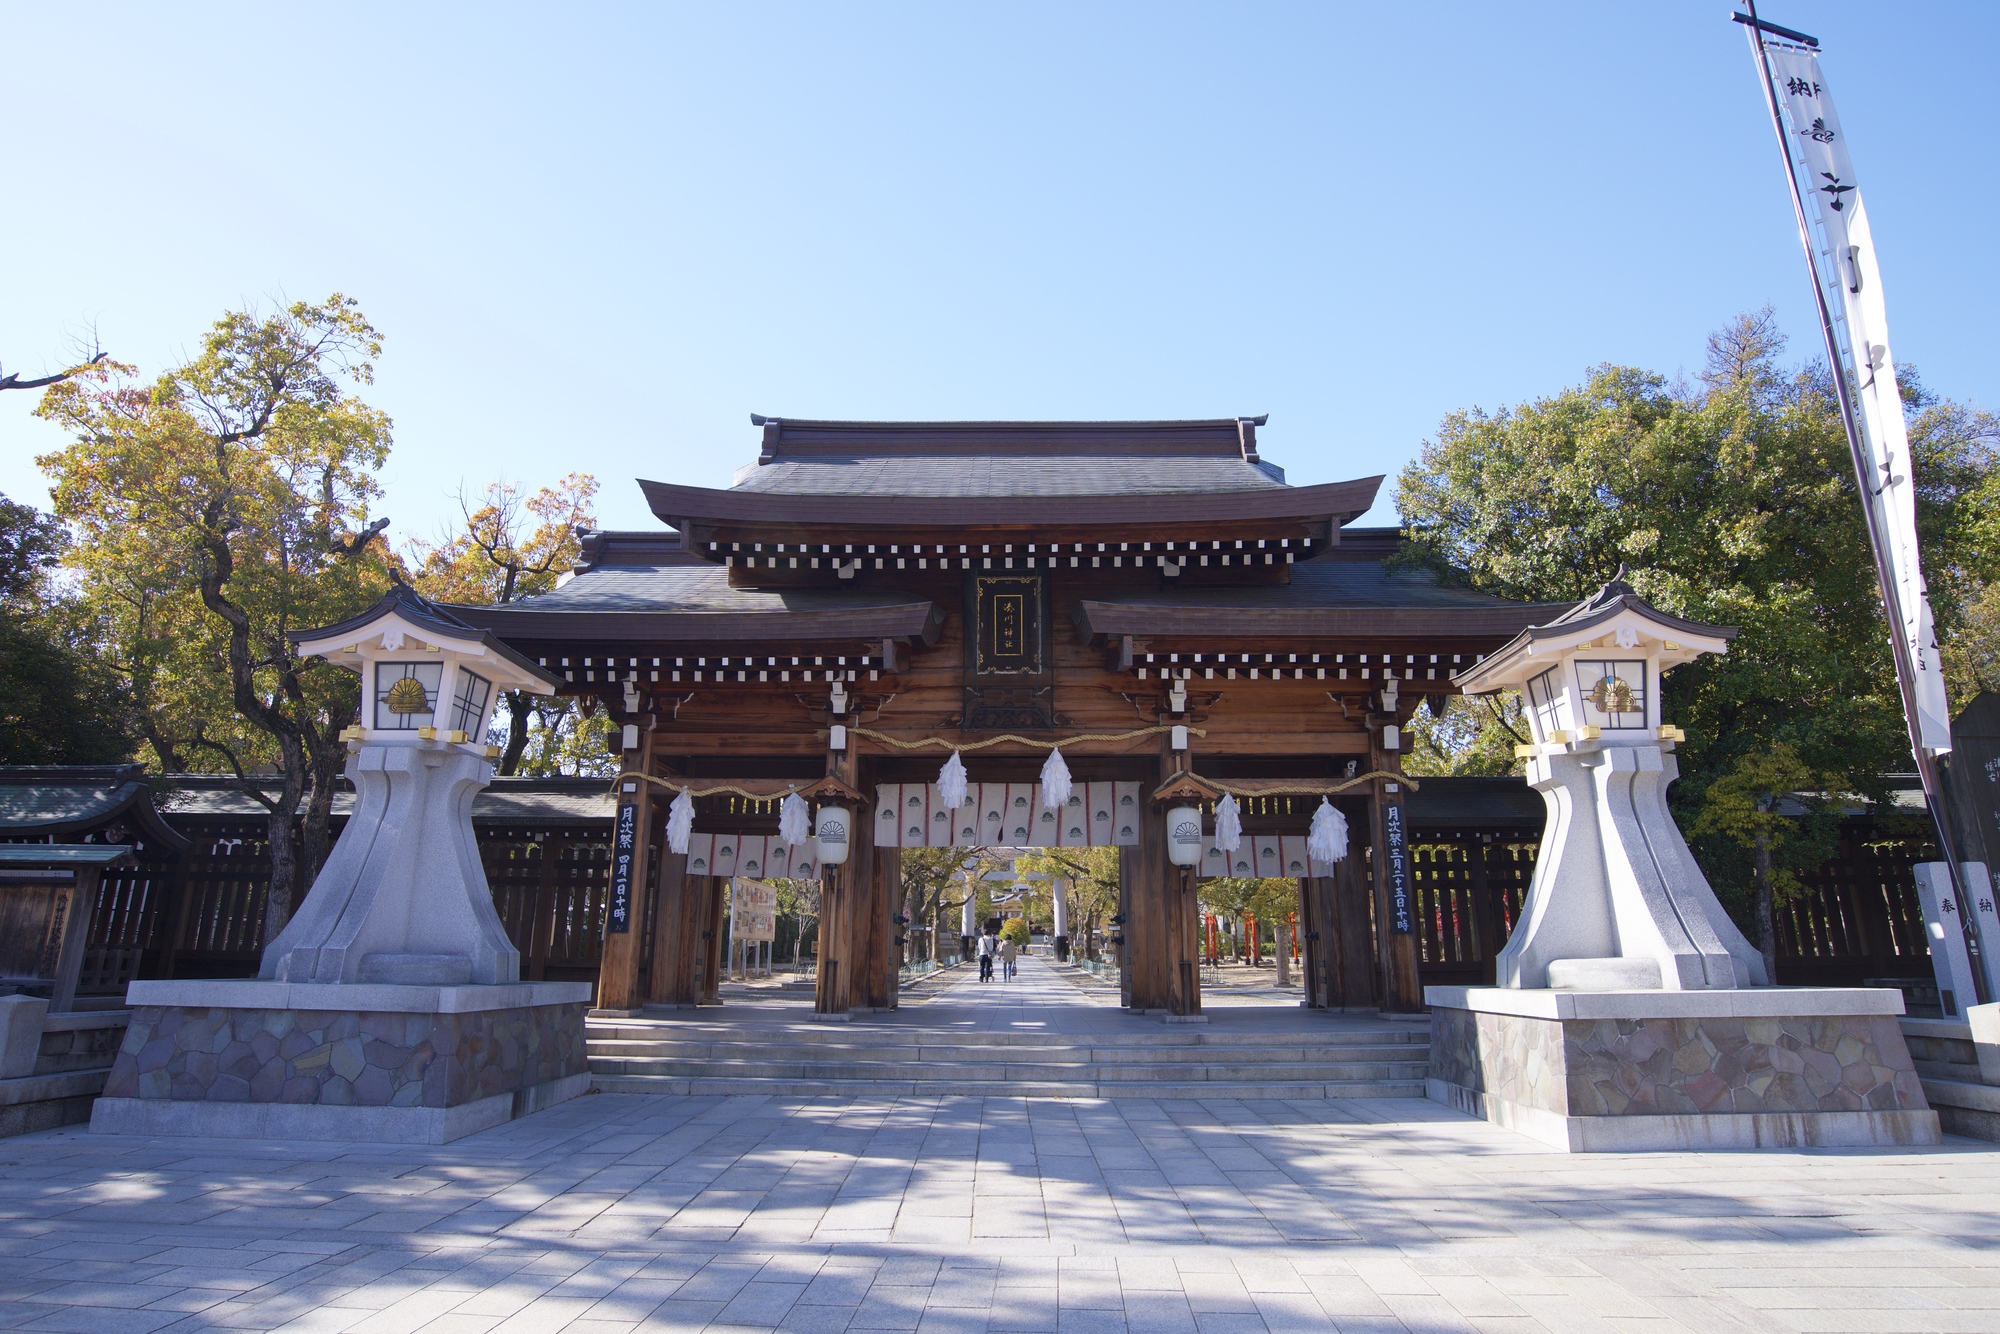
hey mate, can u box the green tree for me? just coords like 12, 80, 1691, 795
999, 918, 1030, 948
1014, 846, 1119, 960
1690, 741, 1844, 981
407, 474, 599, 774
898, 847, 985, 961
1403, 693, 1526, 778
1200, 876, 1299, 969
0, 492, 129, 763
38, 297, 395, 935
1395, 311, 1998, 923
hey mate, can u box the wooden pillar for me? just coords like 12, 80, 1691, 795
1467, 835, 1502, 987
1301, 877, 1332, 1008
1170, 860, 1202, 1017
1116, 842, 1134, 1009
1122, 790, 1196, 1013
1334, 844, 1377, 1009
1369, 729, 1422, 1013
848, 799, 895, 1011
594, 730, 655, 1013
647, 855, 699, 1007
701, 877, 725, 1004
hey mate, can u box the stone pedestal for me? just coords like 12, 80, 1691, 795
91, 978, 590, 1144
1426, 985, 1940, 1151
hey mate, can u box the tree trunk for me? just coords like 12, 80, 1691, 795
1753, 831, 1779, 985
263, 750, 307, 944
299, 733, 347, 891
499, 690, 531, 775
1276, 922, 1292, 986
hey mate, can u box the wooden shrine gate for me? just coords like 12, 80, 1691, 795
452, 418, 1560, 1018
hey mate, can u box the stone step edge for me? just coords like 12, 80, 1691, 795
590, 1076, 1429, 1100
584, 1041, 1430, 1059
589, 1062, 1432, 1080
583, 1027, 1429, 1047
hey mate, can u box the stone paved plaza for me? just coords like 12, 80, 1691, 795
3, 962, 1998, 1333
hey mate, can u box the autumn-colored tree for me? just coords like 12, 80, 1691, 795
408, 474, 602, 775
38, 297, 394, 935
1013, 846, 1120, 961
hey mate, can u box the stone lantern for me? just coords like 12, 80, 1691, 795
93, 586, 594, 1145
1451, 566, 1764, 992
1426, 568, 1938, 1152
258, 585, 563, 986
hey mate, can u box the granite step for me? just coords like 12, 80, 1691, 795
591, 1074, 1429, 1100
585, 1039, 1425, 1065
589, 1057, 1431, 1082
587, 1024, 1428, 1049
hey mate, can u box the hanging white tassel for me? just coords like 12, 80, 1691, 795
1308, 797, 1349, 864
937, 750, 968, 809
1039, 747, 1073, 810
779, 791, 811, 846
1214, 793, 1242, 852
666, 787, 694, 855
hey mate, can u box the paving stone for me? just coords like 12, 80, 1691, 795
0, 964, 1991, 1333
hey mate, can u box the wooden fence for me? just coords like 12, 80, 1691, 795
70, 821, 615, 998
55, 808, 1943, 1006
1406, 826, 1938, 992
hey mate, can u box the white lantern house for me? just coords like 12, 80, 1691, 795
1453, 567, 1766, 992
261, 586, 565, 987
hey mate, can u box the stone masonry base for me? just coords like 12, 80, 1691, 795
1425, 985, 1942, 1153
91, 1071, 591, 1144
90, 979, 591, 1145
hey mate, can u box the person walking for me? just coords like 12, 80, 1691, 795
1000, 935, 1018, 982
977, 930, 996, 982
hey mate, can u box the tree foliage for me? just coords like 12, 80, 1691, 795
407, 474, 602, 775
1200, 876, 1298, 962
0, 493, 129, 763
37, 296, 395, 933
1396, 311, 1999, 919
1013, 845, 1119, 959
1402, 693, 1526, 778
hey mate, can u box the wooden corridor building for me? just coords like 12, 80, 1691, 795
454, 417, 1563, 1018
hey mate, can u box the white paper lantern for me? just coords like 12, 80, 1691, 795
815, 805, 852, 865
1166, 806, 1204, 867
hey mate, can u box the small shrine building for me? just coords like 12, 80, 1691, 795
458, 417, 1557, 1018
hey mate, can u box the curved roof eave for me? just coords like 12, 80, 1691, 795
639, 476, 1383, 530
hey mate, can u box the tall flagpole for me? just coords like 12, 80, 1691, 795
1737, 1, 1986, 1001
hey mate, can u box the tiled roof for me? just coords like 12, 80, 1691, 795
487, 563, 924, 615
1092, 559, 1562, 613
732, 455, 1288, 498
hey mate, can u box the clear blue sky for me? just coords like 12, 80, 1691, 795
4, 3, 1995, 540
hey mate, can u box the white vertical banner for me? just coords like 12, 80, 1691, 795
1759, 40, 1953, 751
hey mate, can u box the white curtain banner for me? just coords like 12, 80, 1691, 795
1762, 41, 1953, 752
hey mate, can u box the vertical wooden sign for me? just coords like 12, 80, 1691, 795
608, 802, 638, 934
1382, 800, 1411, 935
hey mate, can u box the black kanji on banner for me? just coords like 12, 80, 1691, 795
608, 802, 639, 934
1382, 801, 1412, 934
